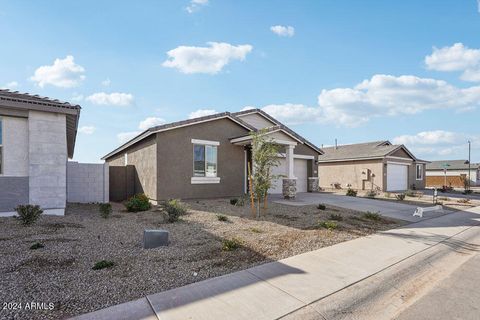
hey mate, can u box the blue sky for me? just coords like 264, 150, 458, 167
1, 0, 480, 163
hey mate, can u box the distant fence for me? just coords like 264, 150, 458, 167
67, 162, 109, 203
109, 165, 136, 202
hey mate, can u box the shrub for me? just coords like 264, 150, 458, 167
15, 205, 43, 225
329, 213, 343, 221
363, 211, 381, 221
249, 227, 263, 233
217, 214, 229, 222
125, 193, 151, 212
99, 203, 112, 218
164, 199, 187, 223
346, 188, 357, 197
365, 190, 376, 198
92, 260, 115, 270
318, 220, 338, 230
30, 242, 44, 250
230, 198, 238, 206
317, 203, 326, 210
222, 238, 241, 251
395, 193, 406, 201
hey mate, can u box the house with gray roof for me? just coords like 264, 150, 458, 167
103, 109, 322, 201
426, 160, 480, 188
0, 89, 81, 216
317, 141, 428, 192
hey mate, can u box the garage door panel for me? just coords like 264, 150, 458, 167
269, 158, 308, 194
387, 164, 408, 191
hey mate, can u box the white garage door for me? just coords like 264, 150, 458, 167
269, 158, 308, 194
387, 163, 408, 191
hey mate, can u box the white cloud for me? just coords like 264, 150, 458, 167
138, 117, 166, 130
71, 93, 84, 102
425, 43, 480, 82
101, 78, 111, 86
185, 0, 208, 13
270, 25, 295, 37
86, 92, 134, 107
392, 130, 479, 158
240, 106, 256, 111
117, 131, 141, 144
3, 81, 18, 89
30, 55, 85, 88
162, 42, 253, 74
252, 74, 480, 127
78, 126, 96, 135
188, 109, 217, 119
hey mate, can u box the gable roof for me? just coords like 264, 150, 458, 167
232, 109, 323, 154
318, 140, 425, 163
427, 160, 480, 170
102, 112, 255, 160
0, 89, 81, 158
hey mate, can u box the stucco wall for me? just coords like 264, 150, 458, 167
156, 118, 249, 200
67, 162, 109, 203
319, 159, 384, 191
2, 116, 29, 176
105, 135, 157, 200
408, 162, 426, 189
28, 111, 67, 212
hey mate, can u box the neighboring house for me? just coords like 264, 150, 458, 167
426, 160, 480, 188
0, 90, 81, 216
102, 109, 322, 201
317, 141, 428, 192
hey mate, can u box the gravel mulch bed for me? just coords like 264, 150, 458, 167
0, 200, 403, 320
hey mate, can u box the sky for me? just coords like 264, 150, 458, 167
1, 0, 480, 163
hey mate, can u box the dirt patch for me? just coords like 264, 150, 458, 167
0, 200, 403, 320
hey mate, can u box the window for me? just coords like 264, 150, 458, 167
0, 117, 3, 174
193, 144, 217, 177
416, 164, 423, 180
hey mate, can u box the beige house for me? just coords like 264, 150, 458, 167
318, 141, 428, 192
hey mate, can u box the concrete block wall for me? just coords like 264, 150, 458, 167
28, 111, 68, 213
67, 162, 109, 203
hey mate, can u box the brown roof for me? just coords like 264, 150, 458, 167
0, 89, 81, 158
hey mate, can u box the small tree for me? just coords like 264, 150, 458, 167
248, 130, 281, 218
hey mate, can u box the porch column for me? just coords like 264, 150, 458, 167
282, 144, 297, 199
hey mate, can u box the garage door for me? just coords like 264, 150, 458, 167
387, 163, 408, 191
269, 158, 308, 194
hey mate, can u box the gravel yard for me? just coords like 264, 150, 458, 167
0, 199, 403, 320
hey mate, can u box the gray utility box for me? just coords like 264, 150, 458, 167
143, 229, 169, 249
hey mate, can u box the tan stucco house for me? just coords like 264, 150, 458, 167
102, 109, 322, 201
318, 141, 428, 192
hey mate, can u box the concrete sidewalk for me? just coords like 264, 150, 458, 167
72, 207, 480, 320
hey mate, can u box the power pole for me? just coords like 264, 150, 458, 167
468, 140, 471, 192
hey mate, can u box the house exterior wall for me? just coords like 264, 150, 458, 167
318, 159, 385, 191
28, 111, 67, 215
236, 113, 275, 129
409, 162, 426, 189
3, 116, 29, 176
67, 162, 109, 203
106, 135, 157, 200
156, 118, 249, 200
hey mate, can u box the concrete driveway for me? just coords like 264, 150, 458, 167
271, 192, 452, 222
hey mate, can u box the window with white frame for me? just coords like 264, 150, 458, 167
416, 164, 423, 180
193, 144, 217, 177
0, 117, 3, 174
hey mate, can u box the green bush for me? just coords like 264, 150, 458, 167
99, 203, 112, 218
318, 220, 338, 230
15, 205, 43, 225
164, 199, 187, 223
30, 242, 44, 250
363, 211, 381, 221
346, 188, 357, 197
217, 214, 229, 222
365, 190, 376, 198
222, 238, 241, 251
92, 260, 115, 270
317, 203, 326, 210
125, 193, 151, 212
329, 213, 343, 221
395, 193, 406, 201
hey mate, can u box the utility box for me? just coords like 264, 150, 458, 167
143, 229, 169, 249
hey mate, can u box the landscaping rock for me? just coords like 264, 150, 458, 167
282, 178, 297, 199
143, 229, 169, 249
